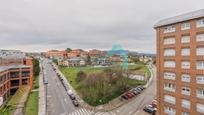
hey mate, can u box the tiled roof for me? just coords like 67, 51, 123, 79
154, 9, 204, 28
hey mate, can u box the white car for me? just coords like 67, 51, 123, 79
67, 90, 73, 95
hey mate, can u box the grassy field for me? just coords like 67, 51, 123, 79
59, 66, 104, 88
59, 63, 151, 106
24, 91, 38, 115
24, 75, 39, 115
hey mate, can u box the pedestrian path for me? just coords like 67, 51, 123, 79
68, 108, 116, 115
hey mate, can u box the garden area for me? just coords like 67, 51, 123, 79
59, 63, 151, 106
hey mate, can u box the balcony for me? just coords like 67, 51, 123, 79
164, 87, 175, 92
182, 91, 190, 96
164, 110, 176, 115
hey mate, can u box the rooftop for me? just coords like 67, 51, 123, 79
0, 65, 31, 72
154, 9, 204, 28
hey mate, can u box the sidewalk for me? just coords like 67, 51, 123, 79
13, 86, 30, 115
38, 61, 46, 115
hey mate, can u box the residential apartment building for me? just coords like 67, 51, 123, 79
154, 9, 204, 115
0, 50, 33, 106
46, 50, 68, 59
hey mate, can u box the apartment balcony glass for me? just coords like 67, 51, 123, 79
181, 99, 191, 109
181, 74, 190, 82
164, 95, 176, 105
164, 83, 176, 92
197, 61, 204, 70
196, 34, 204, 42
182, 87, 190, 96
10, 72, 19, 78
197, 89, 204, 99
164, 72, 176, 80
181, 36, 190, 44
197, 103, 204, 114
164, 107, 176, 115
196, 76, 204, 84
196, 19, 204, 28
22, 71, 30, 78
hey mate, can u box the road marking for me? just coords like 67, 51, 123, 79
128, 111, 132, 114
64, 98, 68, 104
60, 113, 66, 115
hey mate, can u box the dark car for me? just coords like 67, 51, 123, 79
143, 105, 156, 114
138, 86, 145, 90
133, 89, 141, 94
131, 90, 139, 95
72, 100, 79, 107
121, 95, 129, 100
69, 94, 76, 100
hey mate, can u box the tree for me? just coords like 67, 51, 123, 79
86, 54, 91, 65
76, 71, 87, 82
32, 58, 40, 76
66, 48, 72, 52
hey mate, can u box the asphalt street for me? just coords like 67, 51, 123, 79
42, 59, 78, 115
113, 66, 157, 115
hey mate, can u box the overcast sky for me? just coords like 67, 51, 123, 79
0, 0, 204, 53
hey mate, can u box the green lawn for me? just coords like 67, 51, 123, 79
24, 91, 38, 115
24, 75, 39, 115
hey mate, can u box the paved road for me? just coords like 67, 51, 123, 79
113, 66, 157, 115
42, 59, 77, 115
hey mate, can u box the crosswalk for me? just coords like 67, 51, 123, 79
68, 108, 116, 115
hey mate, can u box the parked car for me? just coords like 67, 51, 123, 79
133, 88, 141, 94
138, 86, 145, 90
67, 90, 73, 95
121, 95, 129, 100
69, 94, 76, 100
143, 105, 156, 114
125, 92, 134, 98
72, 100, 79, 107
130, 89, 139, 95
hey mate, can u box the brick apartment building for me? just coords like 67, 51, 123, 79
46, 50, 68, 59
0, 50, 33, 106
154, 9, 204, 115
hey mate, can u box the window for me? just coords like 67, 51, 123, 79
197, 103, 204, 114
164, 95, 176, 104
182, 112, 190, 115
164, 25, 176, 33
196, 19, 204, 28
181, 61, 190, 69
196, 34, 204, 42
196, 61, 204, 70
181, 48, 190, 56
197, 89, 204, 99
164, 61, 176, 68
196, 75, 204, 84
164, 38, 176, 45
164, 83, 176, 92
181, 74, 190, 82
164, 72, 176, 80
181, 99, 191, 109
182, 87, 190, 96
196, 47, 204, 56
164, 49, 175, 56
164, 106, 176, 115
181, 36, 190, 43
181, 23, 190, 30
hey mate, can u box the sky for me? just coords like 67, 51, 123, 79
0, 0, 204, 53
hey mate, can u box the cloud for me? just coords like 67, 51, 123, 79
0, 0, 203, 53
